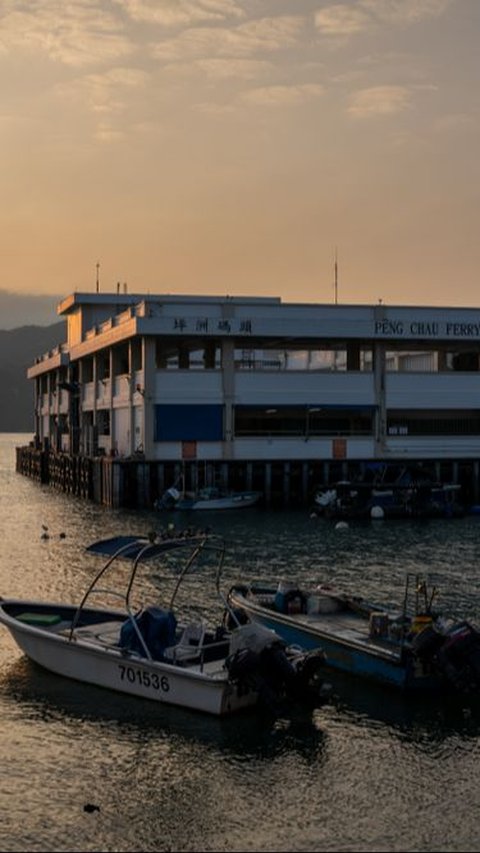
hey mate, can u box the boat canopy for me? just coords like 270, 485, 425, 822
86, 531, 219, 562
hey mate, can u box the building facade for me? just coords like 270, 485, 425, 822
24, 291, 480, 505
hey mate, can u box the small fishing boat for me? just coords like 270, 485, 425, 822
227, 574, 480, 694
312, 464, 465, 520
0, 530, 327, 716
156, 486, 262, 511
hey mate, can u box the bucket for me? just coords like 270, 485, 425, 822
275, 580, 296, 614
411, 614, 433, 635
287, 595, 304, 615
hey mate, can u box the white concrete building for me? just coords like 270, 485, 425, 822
27, 292, 480, 472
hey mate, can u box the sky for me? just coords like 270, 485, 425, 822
1, 0, 480, 309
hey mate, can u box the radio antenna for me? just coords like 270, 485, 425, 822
334, 247, 338, 304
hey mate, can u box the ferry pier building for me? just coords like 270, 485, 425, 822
18, 292, 480, 508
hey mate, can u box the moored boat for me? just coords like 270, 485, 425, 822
227, 574, 480, 694
0, 529, 327, 716
312, 464, 465, 520
155, 486, 262, 511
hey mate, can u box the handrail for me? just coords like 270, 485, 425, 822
70, 530, 229, 659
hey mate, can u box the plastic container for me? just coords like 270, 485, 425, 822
307, 594, 342, 615
275, 580, 296, 613
411, 614, 433, 635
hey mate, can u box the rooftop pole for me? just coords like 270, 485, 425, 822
334, 247, 338, 305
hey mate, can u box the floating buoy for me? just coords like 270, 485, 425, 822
335, 521, 349, 530
370, 505, 385, 520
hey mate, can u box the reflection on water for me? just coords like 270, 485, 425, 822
1, 656, 327, 766
2, 435, 480, 851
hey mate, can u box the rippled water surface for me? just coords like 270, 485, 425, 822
2, 434, 480, 852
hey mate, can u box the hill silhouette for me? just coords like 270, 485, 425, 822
0, 322, 65, 432
0, 289, 59, 329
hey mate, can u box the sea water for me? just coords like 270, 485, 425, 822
1, 433, 480, 852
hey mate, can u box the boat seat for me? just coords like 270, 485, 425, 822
164, 622, 206, 664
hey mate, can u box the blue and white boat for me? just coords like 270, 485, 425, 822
156, 486, 262, 511
227, 574, 480, 694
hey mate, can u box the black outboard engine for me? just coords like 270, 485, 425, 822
225, 623, 328, 713
434, 622, 480, 693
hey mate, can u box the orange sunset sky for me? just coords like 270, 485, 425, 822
1, 0, 479, 307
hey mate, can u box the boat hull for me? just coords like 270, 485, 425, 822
175, 492, 261, 511
0, 601, 258, 716
228, 590, 439, 692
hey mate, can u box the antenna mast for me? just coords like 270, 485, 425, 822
96, 261, 100, 293
334, 247, 338, 304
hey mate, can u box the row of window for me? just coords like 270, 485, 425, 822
50, 405, 480, 441
37, 343, 480, 398
153, 405, 480, 441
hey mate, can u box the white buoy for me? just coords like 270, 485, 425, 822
335, 521, 349, 530
370, 505, 385, 520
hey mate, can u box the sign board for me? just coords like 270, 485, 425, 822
332, 438, 347, 459
182, 441, 197, 460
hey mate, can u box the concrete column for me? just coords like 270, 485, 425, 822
302, 462, 309, 504
108, 348, 115, 454
128, 341, 135, 456
221, 462, 229, 490
474, 461, 480, 504
347, 342, 361, 371
373, 341, 386, 453
283, 461, 291, 506
264, 462, 272, 507
437, 349, 448, 371
221, 339, 235, 459
142, 337, 156, 459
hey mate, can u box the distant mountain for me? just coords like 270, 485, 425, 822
0, 289, 59, 329
0, 322, 65, 432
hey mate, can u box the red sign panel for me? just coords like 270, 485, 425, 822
182, 441, 197, 460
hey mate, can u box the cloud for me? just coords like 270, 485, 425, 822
241, 83, 324, 107
0, 0, 133, 67
348, 85, 411, 117
315, 0, 454, 38
315, 5, 370, 37
194, 58, 273, 80
362, 0, 453, 27
113, 0, 244, 27
55, 66, 148, 119
150, 16, 304, 62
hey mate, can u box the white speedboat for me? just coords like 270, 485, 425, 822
156, 486, 262, 511
0, 530, 327, 716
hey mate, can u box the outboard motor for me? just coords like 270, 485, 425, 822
225, 623, 328, 713
434, 622, 480, 692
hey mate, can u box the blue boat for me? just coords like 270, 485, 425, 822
227, 574, 480, 694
